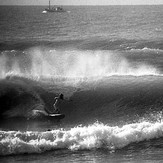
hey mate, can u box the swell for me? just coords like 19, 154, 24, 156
1, 39, 163, 51
77, 39, 163, 51
0, 40, 82, 51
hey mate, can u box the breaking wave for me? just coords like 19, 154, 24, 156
1, 121, 163, 155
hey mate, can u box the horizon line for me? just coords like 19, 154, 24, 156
0, 4, 163, 6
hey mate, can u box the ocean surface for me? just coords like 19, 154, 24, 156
0, 5, 163, 162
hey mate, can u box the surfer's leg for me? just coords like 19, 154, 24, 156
53, 105, 60, 114
55, 108, 60, 114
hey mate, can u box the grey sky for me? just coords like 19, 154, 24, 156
0, 0, 163, 5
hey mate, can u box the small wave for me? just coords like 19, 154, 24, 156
130, 47, 163, 53
1, 121, 163, 155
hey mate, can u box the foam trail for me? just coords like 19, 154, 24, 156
1, 121, 163, 155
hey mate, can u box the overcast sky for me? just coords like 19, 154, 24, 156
0, 0, 163, 6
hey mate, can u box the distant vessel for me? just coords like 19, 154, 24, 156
44, 0, 66, 13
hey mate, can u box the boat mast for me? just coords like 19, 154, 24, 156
49, 0, 50, 9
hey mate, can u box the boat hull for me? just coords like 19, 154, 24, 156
45, 8, 66, 12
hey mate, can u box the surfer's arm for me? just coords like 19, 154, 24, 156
54, 97, 58, 100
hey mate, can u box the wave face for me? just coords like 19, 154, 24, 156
1, 75, 163, 123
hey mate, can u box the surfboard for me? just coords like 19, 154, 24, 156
48, 114, 65, 119
31, 110, 65, 120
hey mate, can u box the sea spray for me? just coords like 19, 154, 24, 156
25, 48, 160, 77
0, 48, 159, 79
1, 121, 163, 155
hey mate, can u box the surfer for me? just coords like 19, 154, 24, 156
53, 94, 64, 114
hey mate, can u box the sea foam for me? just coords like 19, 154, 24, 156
1, 121, 163, 155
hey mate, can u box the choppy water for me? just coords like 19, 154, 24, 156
0, 5, 163, 163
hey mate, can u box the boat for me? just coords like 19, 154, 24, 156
44, 0, 66, 13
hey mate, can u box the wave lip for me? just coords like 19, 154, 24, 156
1, 121, 163, 155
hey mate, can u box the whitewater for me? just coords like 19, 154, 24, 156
1, 121, 163, 156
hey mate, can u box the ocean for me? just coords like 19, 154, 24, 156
0, 5, 163, 162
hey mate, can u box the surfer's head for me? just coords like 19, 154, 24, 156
59, 93, 64, 100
